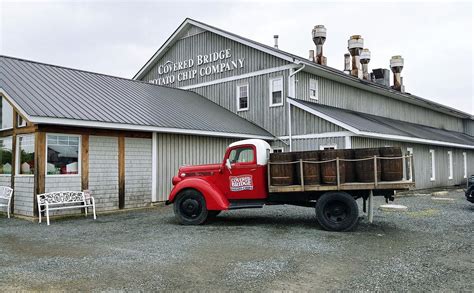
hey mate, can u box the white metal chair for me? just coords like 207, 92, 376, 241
0, 186, 14, 218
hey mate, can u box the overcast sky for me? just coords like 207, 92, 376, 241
1, 0, 473, 114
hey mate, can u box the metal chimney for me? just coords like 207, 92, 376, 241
274, 35, 279, 49
344, 54, 351, 74
360, 48, 371, 80
390, 55, 404, 91
348, 35, 364, 79
312, 25, 327, 65
309, 50, 315, 62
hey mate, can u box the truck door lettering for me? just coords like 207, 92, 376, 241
230, 175, 254, 191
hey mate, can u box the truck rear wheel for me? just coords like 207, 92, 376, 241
174, 189, 208, 225
315, 192, 359, 232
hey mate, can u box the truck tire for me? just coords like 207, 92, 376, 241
174, 189, 208, 225
315, 191, 359, 232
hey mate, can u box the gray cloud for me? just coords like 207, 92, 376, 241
1, 0, 472, 114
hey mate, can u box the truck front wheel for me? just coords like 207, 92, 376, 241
315, 192, 359, 232
174, 189, 208, 225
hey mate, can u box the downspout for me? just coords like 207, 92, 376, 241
287, 63, 305, 151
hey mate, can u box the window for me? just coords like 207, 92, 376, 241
236, 84, 249, 111
17, 115, 26, 128
0, 137, 12, 174
447, 151, 453, 180
429, 149, 435, 181
17, 135, 35, 175
463, 152, 467, 179
310, 78, 318, 100
272, 147, 284, 153
229, 147, 254, 164
269, 77, 283, 106
0, 97, 13, 130
46, 134, 80, 175
320, 144, 337, 150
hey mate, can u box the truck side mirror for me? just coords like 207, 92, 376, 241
225, 159, 232, 171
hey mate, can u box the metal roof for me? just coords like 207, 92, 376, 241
289, 98, 474, 149
134, 18, 473, 119
0, 55, 273, 139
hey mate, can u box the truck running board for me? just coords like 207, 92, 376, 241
228, 200, 265, 210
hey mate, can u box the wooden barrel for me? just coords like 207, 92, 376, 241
343, 149, 355, 183
354, 148, 381, 182
380, 147, 403, 181
301, 151, 321, 185
320, 150, 346, 184
269, 152, 294, 186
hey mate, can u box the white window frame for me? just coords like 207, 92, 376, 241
0, 96, 14, 131
269, 76, 284, 107
17, 114, 26, 128
320, 144, 338, 150
462, 152, 467, 179
447, 151, 453, 180
45, 133, 81, 177
309, 78, 318, 100
429, 149, 436, 181
236, 84, 249, 112
272, 147, 284, 153
16, 134, 35, 176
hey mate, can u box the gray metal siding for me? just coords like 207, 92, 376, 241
156, 133, 236, 201
352, 137, 474, 189
464, 119, 474, 136
296, 71, 464, 132
291, 106, 345, 135
274, 137, 346, 152
191, 71, 289, 136
141, 30, 289, 88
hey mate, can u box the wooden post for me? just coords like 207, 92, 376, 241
373, 156, 378, 188
336, 157, 340, 190
34, 132, 46, 217
81, 135, 89, 191
409, 154, 414, 183
299, 159, 304, 190
118, 135, 125, 209
10, 133, 17, 215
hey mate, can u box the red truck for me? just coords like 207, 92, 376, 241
167, 139, 414, 231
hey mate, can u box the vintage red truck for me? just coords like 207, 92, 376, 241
167, 139, 414, 231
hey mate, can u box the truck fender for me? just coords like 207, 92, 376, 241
168, 178, 229, 210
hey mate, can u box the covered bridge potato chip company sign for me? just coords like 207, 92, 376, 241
149, 49, 245, 85
230, 175, 254, 192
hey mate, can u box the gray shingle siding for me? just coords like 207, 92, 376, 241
13, 176, 34, 216
125, 137, 152, 209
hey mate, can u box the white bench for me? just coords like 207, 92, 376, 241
0, 186, 13, 218
37, 191, 96, 225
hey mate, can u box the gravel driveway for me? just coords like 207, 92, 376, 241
1, 190, 473, 291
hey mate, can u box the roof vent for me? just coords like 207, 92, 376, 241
274, 35, 279, 49
309, 50, 315, 62
390, 55, 404, 92
312, 25, 327, 65
348, 35, 364, 79
344, 53, 351, 74
371, 68, 391, 87
360, 49, 371, 80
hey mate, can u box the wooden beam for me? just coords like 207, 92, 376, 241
118, 135, 125, 209
10, 133, 17, 215
81, 135, 89, 191
37, 125, 152, 138
34, 132, 46, 217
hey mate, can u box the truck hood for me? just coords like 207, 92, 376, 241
179, 163, 222, 175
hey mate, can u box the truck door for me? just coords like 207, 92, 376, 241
222, 144, 266, 200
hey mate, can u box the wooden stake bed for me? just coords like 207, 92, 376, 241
269, 180, 415, 193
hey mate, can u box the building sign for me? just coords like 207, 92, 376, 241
149, 49, 245, 86
230, 175, 254, 192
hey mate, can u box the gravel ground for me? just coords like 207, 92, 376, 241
0, 190, 473, 291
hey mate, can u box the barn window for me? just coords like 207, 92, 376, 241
463, 152, 467, 179
17, 134, 35, 175
309, 78, 318, 100
429, 149, 436, 181
272, 147, 284, 153
269, 77, 283, 106
0, 97, 13, 130
236, 84, 249, 111
0, 137, 12, 174
447, 151, 453, 180
46, 134, 80, 175
320, 144, 337, 150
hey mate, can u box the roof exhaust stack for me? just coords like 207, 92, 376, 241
274, 35, 279, 49
390, 55, 404, 92
348, 35, 364, 79
344, 54, 351, 74
360, 48, 371, 80
312, 25, 327, 65
309, 50, 315, 62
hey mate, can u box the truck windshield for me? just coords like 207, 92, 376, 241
229, 147, 254, 163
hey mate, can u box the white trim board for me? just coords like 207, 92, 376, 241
278, 131, 353, 140
288, 98, 474, 150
